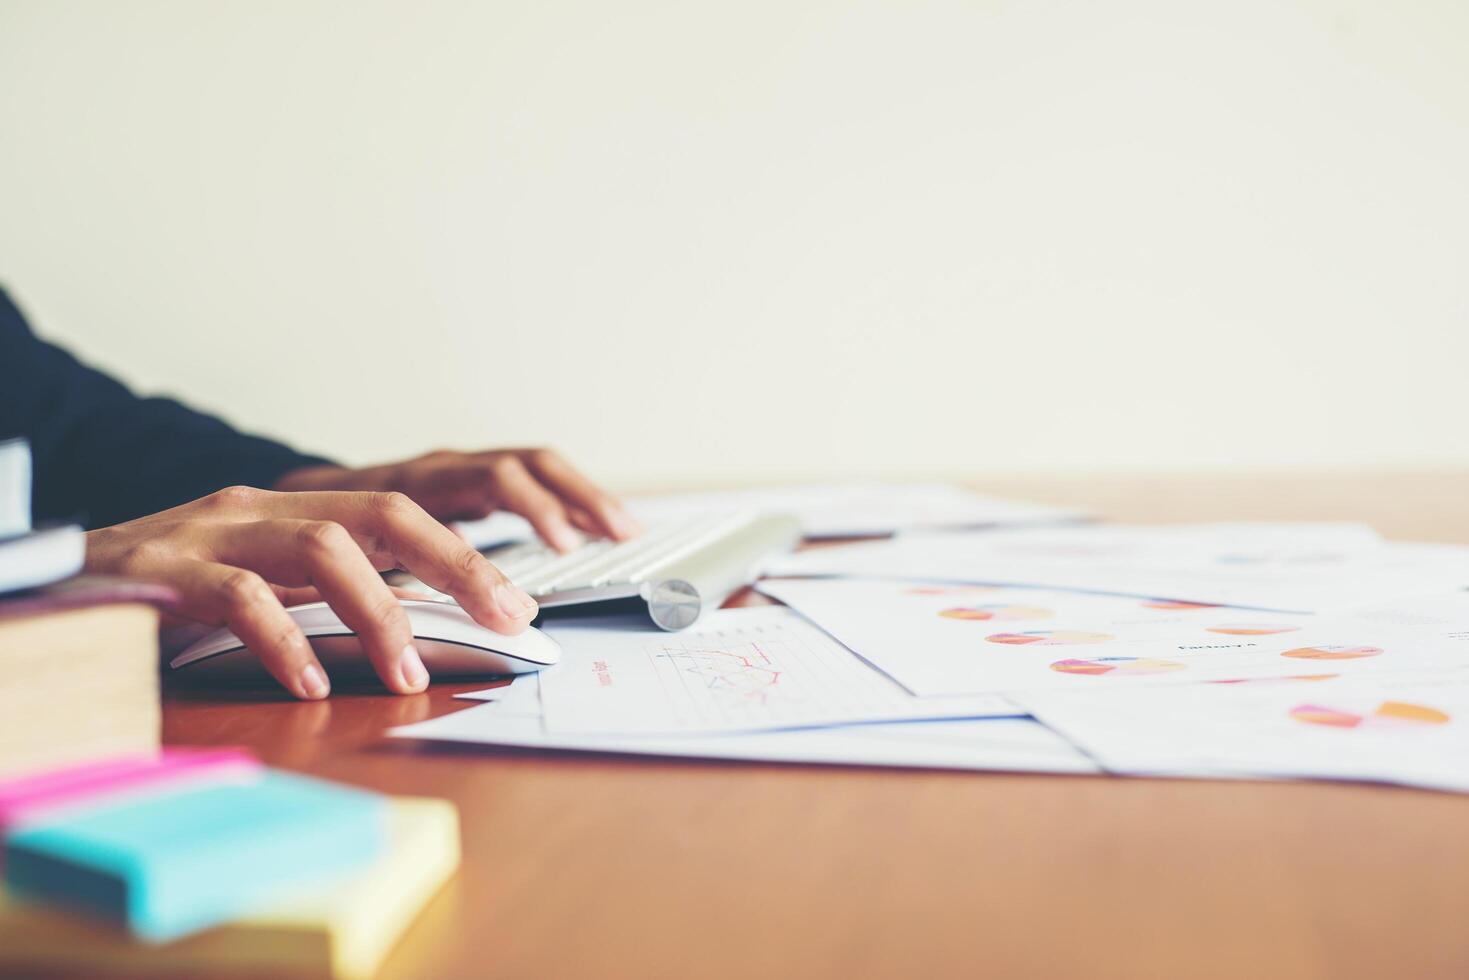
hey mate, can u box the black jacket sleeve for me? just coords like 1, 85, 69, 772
0, 288, 335, 529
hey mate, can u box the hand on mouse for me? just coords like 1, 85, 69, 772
273, 447, 641, 554
84, 486, 540, 700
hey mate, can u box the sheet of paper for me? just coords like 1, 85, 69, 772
453, 482, 1087, 548
456, 673, 540, 714
391, 697, 1099, 775
766, 522, 1469, 613
1019, 668, 1469, 793
0, 438, 30, 537
534, 606, 1020, 735
757, 578, 1469, 697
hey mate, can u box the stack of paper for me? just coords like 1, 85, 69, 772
395, 608, 1098, 775
765, 522, 1469, 613
0, 439, 84, 595
395, 508, 1469, 796
454, 481, 1088, 548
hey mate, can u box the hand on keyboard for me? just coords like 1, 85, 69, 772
392, 512, 803, 630
276, 447, 642, 553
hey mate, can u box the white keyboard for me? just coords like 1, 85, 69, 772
397, 512, 801, 630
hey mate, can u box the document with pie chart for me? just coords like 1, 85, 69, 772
757, 578, 1469, 698
1019, 669, 1469, 793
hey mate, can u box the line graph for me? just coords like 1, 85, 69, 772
655, 643, 784, 706
538, 607, 1018, 735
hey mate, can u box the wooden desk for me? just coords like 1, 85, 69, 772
162, 471, 1469, 980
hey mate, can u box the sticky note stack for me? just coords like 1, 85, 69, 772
0, 749, 460, 979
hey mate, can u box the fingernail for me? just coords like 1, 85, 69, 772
300, 664, 330, 700
495, 582, 538, 618
400, 644, 430, 692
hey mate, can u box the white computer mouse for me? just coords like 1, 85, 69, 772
170, 599, 560, 682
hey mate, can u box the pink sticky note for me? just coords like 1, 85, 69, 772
0, 748, 261, 833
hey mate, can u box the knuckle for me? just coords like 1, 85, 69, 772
454, 546, 492, 580
295, 520, 351, 555
217, 569, 272, 610
367, 490, 417, 518
487, 456, 524, 481
208, 485, 263, 509
266, 625, 306, 659
366, 594, 407, 630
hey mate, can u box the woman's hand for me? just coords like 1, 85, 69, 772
85, 486, 539, 700
274, 448, 641, 553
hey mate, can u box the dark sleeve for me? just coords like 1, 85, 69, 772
0, 288, 335, 529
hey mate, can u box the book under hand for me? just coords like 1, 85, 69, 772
0, 579, 176, 780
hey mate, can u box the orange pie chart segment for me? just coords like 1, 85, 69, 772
1290, 700, 1450, 729
905, 585, 998, 596
1376, 701, 1452, 725
1207, 673, 1337, 685
1281, 645, 1383, 661
1206, 624, 1302, 636
1289, 705, 1362, 727
939, 605, 1054, 622
1049, 657, 1187, 676
986, 630, 1114, 646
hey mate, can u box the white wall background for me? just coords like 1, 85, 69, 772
1, 0, 1466, 489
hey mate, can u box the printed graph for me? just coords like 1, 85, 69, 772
1205, 674, 1337, 685
987, 630, 1113, 646
938, 604, 1053, 622
1281, 645, 1384, 661
654, 643, 783, 706
1290, 701, 1450, 729
1049, 657, 1186, 676
1206, 624, 1302, 636
905, 585, 997, 596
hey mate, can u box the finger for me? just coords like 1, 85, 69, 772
520, 450, 641, 540
272, 585, 324, 607
170, 560, 331, 701
564, 506, 604, 537
392, 462, 497, 523
210, 519, 430, 695
245, 491, 538, 635
481, 456, 583, 553
272, 584, 437, 606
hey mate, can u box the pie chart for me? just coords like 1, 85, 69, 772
1290, 701, 1450, 729
905, 585, 996, 596
939, 604, 1053, 622
1206, 624, 1302, 636
1049, 656, 1186, 676
1281, 645, 1383, 661
986, 630, 1114, 646
1206, 673, 1337, 685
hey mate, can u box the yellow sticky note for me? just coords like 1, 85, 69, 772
0, 796, 459, 979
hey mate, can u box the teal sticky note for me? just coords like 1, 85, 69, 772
3, 769, 386, 942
